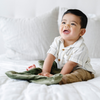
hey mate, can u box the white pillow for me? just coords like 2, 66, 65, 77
58, 7, 100, 58
58, 7, 68, 26
83, 17, 100, 58
0, 7, 59, 60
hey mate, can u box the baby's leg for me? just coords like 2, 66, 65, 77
26, 64, 36, 71
59, 69, 94, 84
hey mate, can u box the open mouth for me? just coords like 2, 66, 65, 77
63, 30, 70, 34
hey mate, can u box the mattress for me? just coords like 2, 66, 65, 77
0, 54, 100, 100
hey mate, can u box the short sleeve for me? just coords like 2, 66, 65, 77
47, 37, 59, 58
69, 44, 89, 66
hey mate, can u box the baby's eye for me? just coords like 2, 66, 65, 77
71, 23, 76, 26
62, 22, 66, 24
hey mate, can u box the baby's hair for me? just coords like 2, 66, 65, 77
62, 9, 88, 28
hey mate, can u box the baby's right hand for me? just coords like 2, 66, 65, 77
26, 64, 36, 71
38, 72, 53, 77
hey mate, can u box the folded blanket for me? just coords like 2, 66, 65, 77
5, 61, 63, 85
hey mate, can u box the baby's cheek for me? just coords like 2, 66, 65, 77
59, 27, 63, 34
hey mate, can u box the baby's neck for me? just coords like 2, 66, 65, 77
64, 37, 81, 47
64, 41, 74, 47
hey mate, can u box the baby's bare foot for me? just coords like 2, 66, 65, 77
26, 64, 36, 71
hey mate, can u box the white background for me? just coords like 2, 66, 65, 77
0, 0, 100, 54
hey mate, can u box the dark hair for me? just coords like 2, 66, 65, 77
62, 9, 88, 28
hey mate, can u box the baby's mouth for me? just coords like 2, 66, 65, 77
63, 30, 70, 34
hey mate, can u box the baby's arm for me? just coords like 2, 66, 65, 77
39, 53, 55, 77
60, 61, 77, 75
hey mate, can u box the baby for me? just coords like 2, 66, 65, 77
27, 9, 95, 84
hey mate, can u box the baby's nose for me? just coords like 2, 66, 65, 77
65, 24, 70, 28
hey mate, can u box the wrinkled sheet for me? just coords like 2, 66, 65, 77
0, 54, 100, 100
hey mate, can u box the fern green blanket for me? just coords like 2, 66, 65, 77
5, 61, 63, 85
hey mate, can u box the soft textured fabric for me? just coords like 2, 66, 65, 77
0, 7, 59, 60
5, 60, 94, 85
47, 36, 95, 73
5, 68, 63, 85
59, 68, 94, 84
5, 61, 63, 85
0, 55, 100, 100
58, 7, 100, 58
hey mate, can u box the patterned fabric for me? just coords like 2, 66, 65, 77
47, 36, 95, 73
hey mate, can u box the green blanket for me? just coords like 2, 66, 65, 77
5, 61, 63, 85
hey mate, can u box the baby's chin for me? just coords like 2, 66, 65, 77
61, 35, 68, 40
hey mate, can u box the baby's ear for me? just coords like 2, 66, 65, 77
80, 29, 86, 36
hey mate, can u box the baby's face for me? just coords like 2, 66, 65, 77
59, 13, 85, 43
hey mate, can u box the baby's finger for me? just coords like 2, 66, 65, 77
38, 73, 42, 75
44, 73, 49, 76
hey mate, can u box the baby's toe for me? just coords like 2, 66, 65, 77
32, 64, 36, 68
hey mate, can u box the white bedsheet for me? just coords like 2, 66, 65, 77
0, 54, 100, 100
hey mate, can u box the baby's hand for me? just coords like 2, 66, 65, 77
38, 72, 53, 77
26, 64, 36, 71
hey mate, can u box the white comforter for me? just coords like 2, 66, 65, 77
0, 55, 100, 100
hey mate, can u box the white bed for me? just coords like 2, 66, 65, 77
0, 0, 100, 100
0, 55, 100, 100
